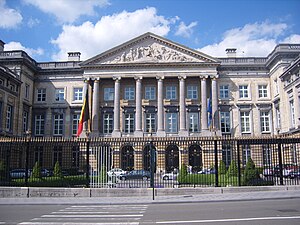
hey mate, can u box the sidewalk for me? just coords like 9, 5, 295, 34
1, 186, 300, 205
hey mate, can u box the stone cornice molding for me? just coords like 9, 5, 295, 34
112, 76, 121, 81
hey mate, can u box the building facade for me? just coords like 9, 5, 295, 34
0, 33, 300, 139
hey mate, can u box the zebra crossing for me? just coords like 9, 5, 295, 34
18, 204, 148, 225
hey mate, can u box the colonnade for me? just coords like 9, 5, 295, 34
83, 75, 219, 137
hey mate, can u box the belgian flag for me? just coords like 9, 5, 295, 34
76, 89, 89, 137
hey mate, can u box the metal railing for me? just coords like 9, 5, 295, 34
0, 135, 299, 188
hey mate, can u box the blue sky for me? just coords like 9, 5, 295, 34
1, 0, 299, 62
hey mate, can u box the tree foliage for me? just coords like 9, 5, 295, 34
226, 160, 238, 177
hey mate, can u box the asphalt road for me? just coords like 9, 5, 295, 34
1, 198, 300, 224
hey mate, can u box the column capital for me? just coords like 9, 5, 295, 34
113, 76, 121, 81
94, 78, 100, 82
200, 76, 208, 80
156, 76, 164, 80
134, 76, 143, 81
178, 75, 187, 80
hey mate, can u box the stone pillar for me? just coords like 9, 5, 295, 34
179, 75, 188, 136
134, 76, 143, 137
157, 76, 166, 137
294, 87, 300, 128
201, 77, 208, 131
82, 80, 89, 135
211, 77, 219, 130
92, 79, 100, 136
112, 77, 121, 137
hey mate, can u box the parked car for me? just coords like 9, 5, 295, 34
273, 164, 299, 177
119, 170, 150, 181
107, 168, 126, 177
289, 169, 300, 179
161, 171, 178, 180
198, 168, 216, 174
10, 169, 28, 179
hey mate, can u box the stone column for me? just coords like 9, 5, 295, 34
211, 77, 219, 130
134, 76, 143, 137
82, 79, 89, 136
112, 77, 121, 137
201, 77, 208, 131
157, 76, 166, 137
92, 79, 100, 136
294, 87, 300, 128
179, 75, 188, 136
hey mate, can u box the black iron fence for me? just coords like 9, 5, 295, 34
0, 135, 299, 188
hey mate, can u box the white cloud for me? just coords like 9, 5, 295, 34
4, 42, 44, 57
0, 0, 23, 28
51, 7, 174, 61
27, 17, 40, 28
283, 34, 300, 43
175, 21, 197, 38
23, 0, 110, 23
199, 21, 295, 57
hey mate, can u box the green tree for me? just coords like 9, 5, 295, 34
218, 161, 227, 175
53, 161, 62, 178
243, 157, 259, 185
32, 161, 42, 179
227, 160, 238, 177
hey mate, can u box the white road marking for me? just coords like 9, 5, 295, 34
19, 223, 139, 225
156, 216, 300, 224
42, 214, 143, 218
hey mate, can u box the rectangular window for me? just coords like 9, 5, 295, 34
242, 145, 251, 166
262, 145, 272, 166
189, 112, 199, 132
276, 107, 281, 130
73, 88, 83, 101
104, 87, 114, 101
258, 85, 268, 98
145, 113, 156, 132
25, 84, 30, 99
55, 88, 65, 101
220, 112, 231, 133
35, 114, 45, 136
166, 86, 177, 100
23, 111, 29, 133
145, 86, 156, 100
260, 111, 270, 133
72, 114, 80, 136
124, 87, 135, 100
53, 114, 64, 135
34, 146, 44, 166
53, 146, 62, 167
37, 88, 46, 102
124, 113, 135, 133
222, 145, 231, 167
219, 85, 229, 99
239, 85, 248, 98
240, 111, 251, 133
166, 112, 178, 133
6, 105, 13, 132
290, 100, 295, 127
187, 86, 198, 99
103, 113, 113, 134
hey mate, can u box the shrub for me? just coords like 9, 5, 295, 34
227, 160, 238, 177
32, 162, 42, 179
243, 157, 259, 186
177, 164, 188, 183
219, 161, 227, 175
53, 161, 62, 178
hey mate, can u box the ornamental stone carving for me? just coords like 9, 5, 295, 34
103, 43, 200, 64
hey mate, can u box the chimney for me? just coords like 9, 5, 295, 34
226, 48, 237, 58
0, 40, 5, 51
68, 52, 81, 61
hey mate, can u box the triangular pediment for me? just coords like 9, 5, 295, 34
81, 32, 219, 66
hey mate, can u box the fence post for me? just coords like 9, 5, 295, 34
236, 140, 241, 186
25, 132, 31, 187
86, 135, 90, 188
214, 139, 219, 187
277, 138, 283, 185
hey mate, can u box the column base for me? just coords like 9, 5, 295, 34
156, 130, 166, 137
112, 130, 121, 137
134, 130, 144, 137
90, 131, 99, 138
201, 129, 222, 137
178, 130, 189, 137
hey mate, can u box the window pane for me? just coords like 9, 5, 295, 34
104, 87, 114, 101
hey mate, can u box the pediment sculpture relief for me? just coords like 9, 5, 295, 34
102, 43, 200, 64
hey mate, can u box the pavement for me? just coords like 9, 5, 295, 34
1, 186, 300, 205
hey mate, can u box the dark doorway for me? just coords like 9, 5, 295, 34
165, 144, 179, 172
120, 145, 134, 171
188, 144, 202, 172
143, 143, 156, 172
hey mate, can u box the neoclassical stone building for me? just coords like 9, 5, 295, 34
0, 33, 300, 139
